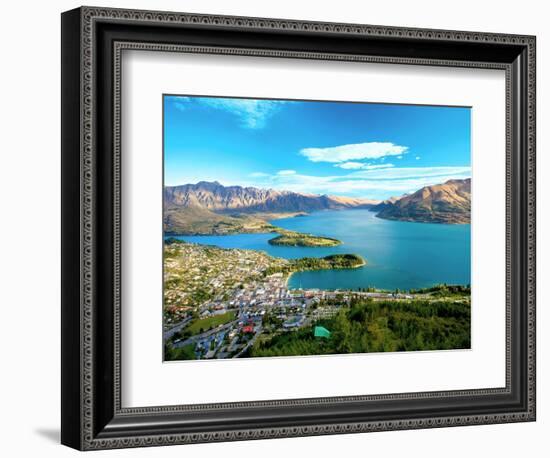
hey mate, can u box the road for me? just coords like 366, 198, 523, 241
163, 316, 193, 340
233, 326, 262, 358
173, 319, 239, 349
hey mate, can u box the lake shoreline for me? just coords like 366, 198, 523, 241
285, 257, 367, 290
166, 209, 471, 291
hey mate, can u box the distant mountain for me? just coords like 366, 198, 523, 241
375, 178, 471, 224
164, 181, 378, 214
373, 195, 403, 213
163, 204, 274, 235
163, 180, 471, 234
164, 181, 378, 234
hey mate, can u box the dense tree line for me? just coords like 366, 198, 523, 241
248, 298, 470, 357
408, 284, 470, 295
164, 342, 196, 361
265, 254, 364, 276
268, 232, 341, 247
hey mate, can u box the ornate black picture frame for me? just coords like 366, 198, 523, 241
61, 6, 536, 450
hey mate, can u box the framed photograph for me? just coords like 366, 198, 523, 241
61, 6, 536, 450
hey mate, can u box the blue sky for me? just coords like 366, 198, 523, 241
164, 95, 471, 200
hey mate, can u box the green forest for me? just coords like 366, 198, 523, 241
247, 297, 471, 357
268, 231, 341, 247
265, 254, 365, 276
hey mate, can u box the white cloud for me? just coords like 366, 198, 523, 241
335, 161, 365, 170
245, 166, 471, 200
198, 97, 286, 129
300, 142, 408, 163
363, 164, 395, 170
349, 166, 470, 180
335, 162, 395, 170
276, 170, 296, 176
167, 96, 288, 128
171, 96, 191, 112
415, 156, 421, 160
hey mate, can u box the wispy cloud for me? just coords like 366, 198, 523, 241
244, 166, 471, 199
349, 166, 470, 181
334, 161, 364, 170
335, 162, 395, 171
170, 96, 287, 129
276, 169, 296, 176
171, 96, 191, 112
300, 142, 408, 163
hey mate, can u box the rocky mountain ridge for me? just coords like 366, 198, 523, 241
375, 178, 471, 224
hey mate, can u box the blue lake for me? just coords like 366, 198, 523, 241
167, 209, 471, 291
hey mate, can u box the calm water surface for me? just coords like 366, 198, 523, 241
168, 209, 470, 291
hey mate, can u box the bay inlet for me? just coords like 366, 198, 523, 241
167, 209, 471, 291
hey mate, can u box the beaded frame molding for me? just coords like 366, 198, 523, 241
61, 6, 536, 451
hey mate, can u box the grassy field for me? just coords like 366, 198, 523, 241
186, 310, 237, 335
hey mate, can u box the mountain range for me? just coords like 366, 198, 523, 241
164, 181, 377, 214
376, 178, 471, 224
164, 179, 471, 234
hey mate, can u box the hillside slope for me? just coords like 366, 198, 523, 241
375, 178, 471, 224
164, 181, 377, 214
164, 181, 379, 234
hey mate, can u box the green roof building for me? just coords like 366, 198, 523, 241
314, 326, 331, 338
